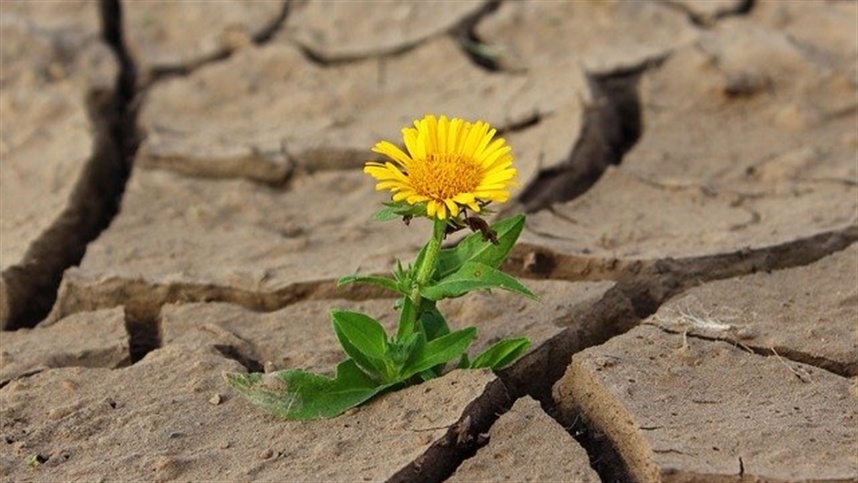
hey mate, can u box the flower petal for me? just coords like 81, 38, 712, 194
473, 127, 497, 157
402, 127, 423, 160
444, 198, 460, 218
372, 141, 413, 168
437, 115, 449, 153
426, 199, 438, 218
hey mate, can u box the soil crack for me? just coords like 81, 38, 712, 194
124, 305, 161, 363
659, 0, 755, 27
451, 0, 503, 72
506, 224, 857, 304
651, 323, 857, 379
144, 0, 291, 85
1, 0, 140, 331
48, 276, 397, 327
452, 286, 640, 483
387, 378, 512, 483
514, 65, 647, 214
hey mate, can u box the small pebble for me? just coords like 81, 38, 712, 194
259, 449, 273, 460
209, 394, 222, 405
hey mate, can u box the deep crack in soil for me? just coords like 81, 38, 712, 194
515, 65, 645, 213
1, 0, 139, 331
388, 378, 512, 483
451, 0, 503, 72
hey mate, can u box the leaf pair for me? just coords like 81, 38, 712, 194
333, 309, 476, 384
336, 214, 531, 299
226, 310, 478, 420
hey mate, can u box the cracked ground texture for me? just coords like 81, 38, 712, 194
0, 0, 856, 481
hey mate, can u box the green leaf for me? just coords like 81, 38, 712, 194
470, 338, 531, 370
400, 327, 477, 380
396, 296, 418, 340
435, 214, 525, 280
373, 205, 401, 221
225, 359, 394, 420
421, 261, 537, 301
373, 201, 427, 221
337, 274, 403, 295
331, 310, 389, 379
412, 240, 431, 280
417, 300, 450, 341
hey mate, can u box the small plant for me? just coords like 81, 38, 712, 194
226, 115, 536, 420
25, 454, 42, 468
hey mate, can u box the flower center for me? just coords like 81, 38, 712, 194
409, 153, 482, 200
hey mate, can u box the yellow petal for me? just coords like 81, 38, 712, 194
372, 141, 412, 168
473, 127, 497, 157
452, 192, 476, 205
437, 115, 449, 153
436, 201, 448, 220
422, 115, 438, 153
449, 118, 465, 153
402, 127, 422, 160
481, 169, 517, 185
375, 180, 405, 190
426, 199, 438, 218
392, 191, 411, 201
479, 140, 509, 165
444, 198, 459, 218
364, 166, 398, 181
406, 194, 431, 204
461, 121, 486, 156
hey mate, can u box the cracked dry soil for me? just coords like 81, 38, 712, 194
1, 1, 857, 482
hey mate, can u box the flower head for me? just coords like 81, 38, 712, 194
365, 115, 517, 220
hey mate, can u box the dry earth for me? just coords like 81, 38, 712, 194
1, 1, 856, 482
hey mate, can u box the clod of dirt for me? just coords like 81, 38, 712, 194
282, 0, 488, 62
553, 325, 858, 481
46, 168, 426, 322
122, 0, 285, 83
0, 308, 129, 386
648, 243, 858, 377
449, 396, 599, 482
475, 0, 695, 73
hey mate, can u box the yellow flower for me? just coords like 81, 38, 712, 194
365, 115, 518, 220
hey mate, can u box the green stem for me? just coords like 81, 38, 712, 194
397, 218, 446, 340
415, 218, 446, 286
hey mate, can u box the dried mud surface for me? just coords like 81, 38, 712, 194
1, 1, 856, 482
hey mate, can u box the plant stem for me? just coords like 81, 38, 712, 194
415, 218, 446, 286
397, 218, 446, 340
